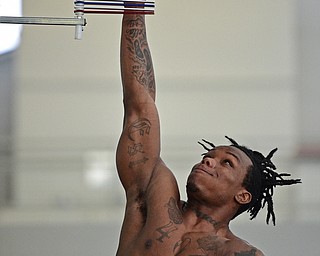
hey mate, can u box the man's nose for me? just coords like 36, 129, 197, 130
202, 157, 216, 168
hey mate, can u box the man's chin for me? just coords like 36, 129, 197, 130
186, 182, 199, 193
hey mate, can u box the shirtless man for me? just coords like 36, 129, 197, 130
115, 11, 301, 256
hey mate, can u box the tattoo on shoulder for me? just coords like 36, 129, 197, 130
128, 118, 151, 141
234, 248, 257, 256
166, 197, 183, 224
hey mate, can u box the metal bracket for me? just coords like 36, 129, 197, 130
0, 16, 87, 39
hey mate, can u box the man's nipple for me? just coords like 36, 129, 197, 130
145, 239, 153, 249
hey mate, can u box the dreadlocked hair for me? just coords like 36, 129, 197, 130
198, 136, 301, 225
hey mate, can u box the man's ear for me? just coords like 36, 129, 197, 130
235, 189, 252, 205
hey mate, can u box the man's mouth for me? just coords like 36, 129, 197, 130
195, 167, 214, 176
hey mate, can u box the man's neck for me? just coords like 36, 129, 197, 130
183, 201, 232, 236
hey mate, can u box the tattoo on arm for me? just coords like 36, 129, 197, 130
124, 16, 155, 94
128, 143, 144, 156
126, 118, 151, 168
128, 118, 151, 141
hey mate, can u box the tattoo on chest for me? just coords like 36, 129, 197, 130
155, 197, 183, 243
166, 197, 183, 224
173, 238, 192, 255
172, 235, 225, 256
173, 235, 257, 256
197, 234, 223, 253
154, 199, 258, 256
156, 221, 178, 243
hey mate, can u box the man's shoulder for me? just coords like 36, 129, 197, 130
231, 235, 265, 256
232, 244, 265, 256
233, 247, 265, 256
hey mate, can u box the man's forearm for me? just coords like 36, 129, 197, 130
120, 14, 156, 102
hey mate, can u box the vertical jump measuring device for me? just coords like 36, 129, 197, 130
0, 0, 155, 40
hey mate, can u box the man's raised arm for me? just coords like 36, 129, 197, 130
116, 13, 160, 194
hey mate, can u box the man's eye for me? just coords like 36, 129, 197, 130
223, 159, 233, 167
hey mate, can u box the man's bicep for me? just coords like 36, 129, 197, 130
116, 109, 161, 191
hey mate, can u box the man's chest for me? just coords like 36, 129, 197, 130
132, 225, 234, 256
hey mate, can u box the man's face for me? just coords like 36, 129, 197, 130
187, 146, 253, 206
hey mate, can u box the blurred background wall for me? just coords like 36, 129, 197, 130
0, 0, 319, 255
